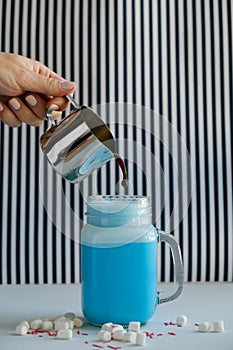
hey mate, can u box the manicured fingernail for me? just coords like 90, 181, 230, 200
9, 98, 21, 110
60, 81, 75, 90
25, 95, 37, 107
49, 104, 59, 111
0, 103, 4, 112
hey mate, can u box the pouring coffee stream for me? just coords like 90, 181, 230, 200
40, 95, 128, 186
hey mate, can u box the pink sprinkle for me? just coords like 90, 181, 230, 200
144, 332, 154, 339
85, 341, 89, 344
82, 333, 89, 336
104, 340, 112, 343
93, 344, 104, 349
157, 333, 163, 337
164, 322, 169, 326
194, 323, 200, 327
48, 331, 57, 337
168, 332, 176, 336
38, 335, 43, 338
107, 346, 121, 350
77, 330, 80, 334
177, 324, 182, 327
169, 321, 175, 325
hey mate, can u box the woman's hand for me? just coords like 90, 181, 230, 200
0, 52, 76, 127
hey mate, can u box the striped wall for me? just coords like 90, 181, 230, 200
0, 0, 232, 284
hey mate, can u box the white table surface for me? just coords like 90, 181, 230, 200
0, 283, 232, 350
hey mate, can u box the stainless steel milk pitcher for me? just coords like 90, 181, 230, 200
40, 96, 117, 184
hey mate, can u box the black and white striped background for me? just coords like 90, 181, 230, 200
0, 0, 232, 284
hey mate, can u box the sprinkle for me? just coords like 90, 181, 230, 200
194, 323, 200, 327
103, 340, 112, 343
38, 335, 43, 338
93, 344, 104, 348
169, 321, 175, 325
48, 331, 57, 337
85, 341, 89, 344
164, 322, 169, 326
77, 330, 80, 334
107, 346, 122, 350
157, 333, 163, 337
168, 332, 176, 336
82, 332, 89, 336
144, 332, 154, 339
177, 324, 182, 328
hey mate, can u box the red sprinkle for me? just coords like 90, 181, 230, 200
104, 340, 112, 344
38, 335, 43, 338
77, 330, 81, 334
157, 333, 163, 337
85, 341, 89, 344
169, 321, 175, 325
194, 323, 200, 327
82, 333, 89, 336
168, 332, 176, 336
177, 324, 182, 328
107, 346, 121, 350
93, 344, 104, 349
144, 332, 154, 339
48, 331, 57, 337
164, 322, 169, 326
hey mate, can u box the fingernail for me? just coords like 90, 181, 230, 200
25, 95, 37, 107
60, 81, 75, 90
9, 98, 21, 110
49, 104, 59, 111
0, 103, 3, 112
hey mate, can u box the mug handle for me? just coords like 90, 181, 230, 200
46, 94, 80, 127
156, 228, 184, 304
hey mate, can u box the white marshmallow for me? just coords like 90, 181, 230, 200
112, 329, 126, 340
68, 320, 74, 330
15, 325, 28, 335
128, 321, 141, 332
213, 321, 224, 333
42, 321, 53, 331
19, 320, 30, 329
176, 315, 188, 326
30, 319, 43, 330
54, 316, 67, 323
64, 312, 76, 320
136, 332, 146, 346
73, 317, 83, 328
101, 323, 114, 333
112, 325, 124, 332
98, 330, 112, 341
123, 331, 137, 342
57, 329, 73, 340
199, 322, 211, 332
55, 321, 70, 331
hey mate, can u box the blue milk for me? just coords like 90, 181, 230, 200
81, 196, 158, 326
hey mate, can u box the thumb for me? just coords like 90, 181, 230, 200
22, 72, 76, 96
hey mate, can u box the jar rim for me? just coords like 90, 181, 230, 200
87, 195, 150, 204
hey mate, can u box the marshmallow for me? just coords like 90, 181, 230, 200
42, 321, 53, 331
123, 331, 137, 342
176, 315, 188, 326
54, 316, 67, 323
55, 321, 70, 331
30, 319, 43, 330
68, 320, 74, 330
98, 330, 112, 341
112, 329, 126, 340
57, 329, 73, 340
213, 321, 224, 333
73, 317, 83, 328
19, 320, 30, 329
101, 323, 114, 333
136, 332, 146, 346
128, 321, 140, 332
15, 325, 28, 335
199, 322, 211, 332
64, 312, 76, 320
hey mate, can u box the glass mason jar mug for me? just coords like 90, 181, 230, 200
81, 195, 184, 326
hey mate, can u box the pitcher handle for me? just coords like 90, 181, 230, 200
46, 94, 80, 127
156, 228, 184, 304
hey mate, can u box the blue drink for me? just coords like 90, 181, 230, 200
81, 195, 183, 326
81, 240, 157, 325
